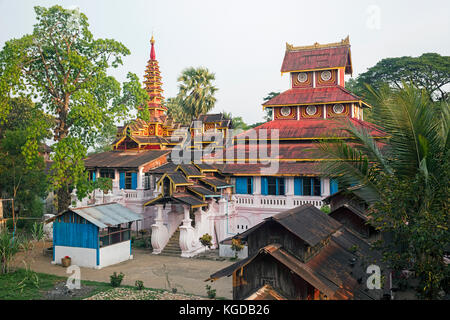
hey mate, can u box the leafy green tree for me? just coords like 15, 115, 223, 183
166, 96, 190, 126
317, 84, 449, 299
0, 6, 147, 211
176, 67, 217, 120
347, 53, 450, 102
0, 97, 52, 218
263, 92, 280, 121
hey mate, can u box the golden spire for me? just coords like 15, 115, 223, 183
150, 35, 155, 45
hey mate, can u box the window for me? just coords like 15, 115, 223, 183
88, 170, 96, 181
330, 179, 339, 195
294, 177, 321, 196
144, 173, 152, 190
100, 169, 115, 179
261, 277, 275, 287
263, 177, 285, 195
125, 172, 133, 189
119, 171, 137, 190
235, 177, 253, 194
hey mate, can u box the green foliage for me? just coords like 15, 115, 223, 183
199, 233, 212, 249
320, 205, 331, 214
317, 85, 450, 299
109, 272, 124, 287
0, 5, 146, 212
0, 97, 51, 218
205, 284, 216, 299
166, 97, 189, 126
347, 53, 450, 102
175, 67, 218, 120
31, 222, 45, 242
17, 262, 40, 293
135, 280, 144, 291
0, 229, 22, 274
263, 92, 280, 121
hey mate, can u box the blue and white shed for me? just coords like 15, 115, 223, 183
47, 203, 142, 269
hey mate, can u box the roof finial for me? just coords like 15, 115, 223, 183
150, 34, 156, 60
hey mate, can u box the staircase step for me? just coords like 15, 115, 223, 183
160, 227, 182, 256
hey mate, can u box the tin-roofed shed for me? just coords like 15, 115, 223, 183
47, 203, 142, 269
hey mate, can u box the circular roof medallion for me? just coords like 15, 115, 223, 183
280, 106, 291, 117
306, 105, 317, 116
320, 70, 332, 81
333, 104, 345, 114
297, 72, 308, 83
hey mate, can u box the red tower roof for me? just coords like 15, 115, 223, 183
281, 36, 352, 74
262, 87, 370, 108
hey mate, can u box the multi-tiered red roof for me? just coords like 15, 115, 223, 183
281, 36, 352, 74
143, 36, 166, 112
204, 37, 385, 175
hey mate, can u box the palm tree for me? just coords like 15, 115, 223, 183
176, 67, 218, 120
317, 84, 449, 299
166, 97, 190, 126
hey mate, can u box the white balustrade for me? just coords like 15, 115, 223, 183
234, 194, 324, 209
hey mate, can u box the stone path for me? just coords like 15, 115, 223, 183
13, 242, 234, 299
85, 287, 208, 300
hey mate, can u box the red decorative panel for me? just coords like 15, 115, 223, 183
292, 72, 312, 88
315, 70, 337, 87
274, 106, 297, 120
148, 124, 155, 135
326, 103, 350, 118
204, 123, 215, 131
157, 125, 163, 135
300, 105, 323, 119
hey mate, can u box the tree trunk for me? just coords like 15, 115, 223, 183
57, 185, 72, 213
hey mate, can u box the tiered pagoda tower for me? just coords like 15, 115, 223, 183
143, 36, 167, 123
113, 36, 182, 151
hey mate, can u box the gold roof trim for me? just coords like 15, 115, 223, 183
286, 36, 350, 51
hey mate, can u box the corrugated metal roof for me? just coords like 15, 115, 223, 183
71, 203, 143, 229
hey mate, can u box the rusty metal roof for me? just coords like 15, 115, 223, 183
208, 232, 384, 300
235, 204, 342, 247
48, 203, 143, 229
84, 150, 169, 169
245, 284, 287, 300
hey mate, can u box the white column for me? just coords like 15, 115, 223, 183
322, 178, 330, 198
151, 204, 169, 254
286, 177, 294, 196
253, 177, 261, 195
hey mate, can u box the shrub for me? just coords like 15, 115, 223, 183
320, 205, 331, 214
110, 272, 124, 287
135, 280, 144, 290
205, 284, 216, 299
199, 233, 212, 249
0, 229, 22, 274
31, 222, 45, 242
231, 238, 244, 259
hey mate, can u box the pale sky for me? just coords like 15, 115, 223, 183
1, 0, 449, 124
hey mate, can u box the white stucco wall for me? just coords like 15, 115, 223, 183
99, 240, 132, 268
219, 244, 248, 259
53, 245, 97, 268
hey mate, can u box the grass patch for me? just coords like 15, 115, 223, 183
0, 269, 111, 300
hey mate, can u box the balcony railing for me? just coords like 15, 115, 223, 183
234, 194, 324, 209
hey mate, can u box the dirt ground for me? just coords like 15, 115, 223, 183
12, 241, 234, 299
